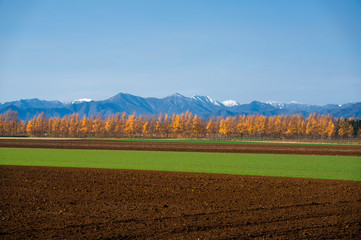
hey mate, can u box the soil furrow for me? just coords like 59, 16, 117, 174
1, 165, 360, 239
1, 138, 360, 156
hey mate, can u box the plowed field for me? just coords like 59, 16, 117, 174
0, 166, 360, 239
1, 139, 360, 239
0, 138, 360, 156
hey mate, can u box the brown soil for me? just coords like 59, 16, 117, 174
0, 139, 360, 156
0, 166, 360, 239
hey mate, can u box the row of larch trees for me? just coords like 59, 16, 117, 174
0, 110, 360, 139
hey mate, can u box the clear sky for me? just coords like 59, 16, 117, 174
0, 0, 360, 105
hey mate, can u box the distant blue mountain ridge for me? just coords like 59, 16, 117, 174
0, 92, 360, 120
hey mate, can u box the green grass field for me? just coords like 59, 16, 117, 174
1, 148, 360, 181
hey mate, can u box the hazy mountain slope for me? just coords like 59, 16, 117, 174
0, 93, 359, 120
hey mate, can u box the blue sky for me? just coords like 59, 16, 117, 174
0, 0, 360, 105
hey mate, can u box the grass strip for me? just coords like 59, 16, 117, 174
0, 148, 360, 181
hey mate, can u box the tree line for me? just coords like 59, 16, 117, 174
0, 110, 360, 139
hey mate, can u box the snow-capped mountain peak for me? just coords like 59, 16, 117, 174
171, 93, 187, 98
264, 100, 301, 105
289, 100, 300, 104
192, 95, 223, 106
222, 100, 240, 107
264, 100, 303, 109
72, 98, 93, 104
264, 100, 278, 105
263, 101, 284, 108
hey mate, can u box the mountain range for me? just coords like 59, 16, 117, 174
1, 92, 360, 120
